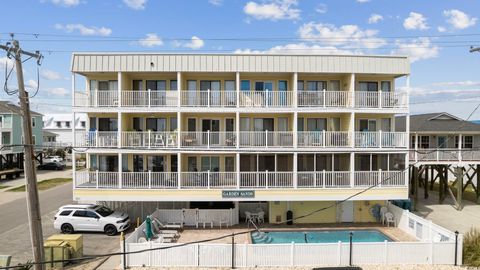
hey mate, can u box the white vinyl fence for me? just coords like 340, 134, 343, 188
122, 204, 462, 267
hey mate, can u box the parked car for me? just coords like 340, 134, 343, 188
44, 156, 63, 163
54, 204, 130, 236
37, 162, 65, 170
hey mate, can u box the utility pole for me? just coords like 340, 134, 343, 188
0, 39, 44, 270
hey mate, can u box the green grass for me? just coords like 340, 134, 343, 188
427, 181, 479, 203
464, 228, 480, 267
0, 185, 11, 189
8, 178, 72, 192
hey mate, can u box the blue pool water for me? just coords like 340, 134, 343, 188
251, 230, 392, 244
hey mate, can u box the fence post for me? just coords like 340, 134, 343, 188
121, 232, 127, 270
290, 242, 294, 266
231, 233, 235, 269
243, 244, 248, 267
430, 240, 434, 265
337, 241, 341, 266
454, 231, 459, 266
148, 170, 152, 189
349, 232, 353, 266
384, 240, 388, 265
149, 240, 152, 267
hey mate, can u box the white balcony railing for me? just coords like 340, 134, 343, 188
74, 131, 118, 147
121, 91, 178, 107
75, 170, 407, 189
73, 91, 119, 107
297, 131, 350, 148
239, 131, 294, 148
355, 91, 408, 109
180, 131, 236, 148
354, 131, 407, 148
239, 91, 293, 108
181, 91, 237, 107
412, 149, 480, 162
297, 91, 350, 107
122, 131, 177, 148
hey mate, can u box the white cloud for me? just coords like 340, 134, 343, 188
0, 56, 14, 71
315, 4, 327, 14
443, 9, 477, 30
49, 0, 80, 7
138, 33, 163, 47
208, 0, 222, 6
123, 0, 147, 10
298, 22, 386, 49
391, 37, 439, 62
403, 12, 429, 30
25, 80, 38, 90
244, 0, 300, 21
437, 26, 447, 33
47, 87, 69, 96
431, 81, 480, 87
368, 14, 383, 24
234, 43, 357, 55
356, 0, 370, 3
183, 36, 205, 50
41, 69, 63, 80
54, 23, 112, 36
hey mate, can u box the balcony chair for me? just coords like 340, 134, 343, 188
245, 211, 254, 223
256, 211, 265, 224
153, 134, 165, 147
384, 212, 396, 227
380, 206, 388, 224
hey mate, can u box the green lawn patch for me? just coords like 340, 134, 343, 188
0, 185, 11, 189
8, 178, 72, 192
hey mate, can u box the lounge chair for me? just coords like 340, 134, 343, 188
151, 219, 181, 235
153, 217, 183, 229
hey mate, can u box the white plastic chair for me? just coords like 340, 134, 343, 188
245, 211, 253, 223
380, 206, 388, 224
384, 212, 396, 227
257, 211, 265, 223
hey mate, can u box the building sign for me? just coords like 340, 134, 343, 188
222, 190, 255, 198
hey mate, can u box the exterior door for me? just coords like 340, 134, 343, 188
187, 80, 196, 106
341, 201, 354, 222
202, 119, 220, 145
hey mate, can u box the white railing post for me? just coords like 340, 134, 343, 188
265, 130, 268, 148
96, 170, 99, 189
148, 89, 151, 108
378, 90, 382, 108
323, 170, 326, 188
266, 170, 269, 189
323, 89, 326, 108
207, 130, 210, 149
95, 131, 99, 147
148, 170, 152, 189
351, 90, 355, 108
322, 130, 326, 148
148, 130, 151, 149
350, 170, 354, 188
379, 169, 383, 187
379, 130, 382, 148
207, 170, 210, 189
207, 89, 211, 107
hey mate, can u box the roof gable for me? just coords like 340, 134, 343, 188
427, 113, 463, 121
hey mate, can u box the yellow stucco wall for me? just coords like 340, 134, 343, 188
353, 200, 385, 223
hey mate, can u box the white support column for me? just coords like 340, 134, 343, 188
405, 75, 411, 172
118, 112, 122, 149
177, 71, 182, 107
293, 72, 298, 108
71, 73, 76, 108
349, 73, 355, 108
415, 133, 418, 162
236, 72, 240, 108
293, 152, 298, 188
293, 111, 298, 149
350, 152, 355, 187
119, 153, 123, 189
177, 153, 182, 189
458, 134, 463, 162
236, 152, 240, 189
236, 111, 240, 149
72, 149, 76, 188
177, 111, 181, 148
118, 71, 122, 107
350, 112, 355, 148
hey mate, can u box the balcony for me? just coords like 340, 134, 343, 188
181, 91, 237, 107
238, 91, 293, 108
297, 131, 350, 148
410, 149, 480, 163
180, 131, 236, 148
122, 132, 178, 148
239, 131, 294, 148
297, 91, 350, 108
354, 132, 407, 148
75, 131, 118, 147
74, 170, 407, 189
355, 91, 407, 109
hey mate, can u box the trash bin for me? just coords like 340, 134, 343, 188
286, 210, 293, 225
46, 234, 83, 258
44, 240, 71, 269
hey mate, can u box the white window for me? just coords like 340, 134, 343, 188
56, 121, 61, 128
31, 117, 36, 127
65, 121, 71, 128
32, 135, 36, 145
381, 81, 391, 92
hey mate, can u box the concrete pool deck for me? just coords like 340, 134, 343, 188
176, 223, 417, 244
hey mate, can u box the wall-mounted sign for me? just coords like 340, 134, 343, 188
222, 190, 255, 198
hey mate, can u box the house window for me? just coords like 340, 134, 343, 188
65, 121, 71, 128
411, 136, 416, 149
56, 121, 61, 128
420, 136, 430, 149
31, 117, 36, 127
455, 135, 473, 149
306, 81, 327, 91
359, 81, 378, 92
81, 121, 86, 128
32, 135, 36, 145
240, 80, 250, 91
170, 80, 177, 91
381, 81, 391, 92
225, 157, 235, 172
297, 80, 304, 91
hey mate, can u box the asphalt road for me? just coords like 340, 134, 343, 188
0, 181, 73, 232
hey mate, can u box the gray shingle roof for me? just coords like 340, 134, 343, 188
0, 101, 42, 116
396, 112, 480, 133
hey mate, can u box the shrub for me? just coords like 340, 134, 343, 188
463, 228, 480, 267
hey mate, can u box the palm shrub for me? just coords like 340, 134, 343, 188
463, 228, 480, 267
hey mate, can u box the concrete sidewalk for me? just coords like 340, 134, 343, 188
414, 187, 480, 234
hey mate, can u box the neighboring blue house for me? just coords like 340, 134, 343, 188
0, 101, 43, 178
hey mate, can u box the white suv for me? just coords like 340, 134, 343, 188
54, 204, 130, 236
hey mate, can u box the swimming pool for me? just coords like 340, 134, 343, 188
251, 230, 392, 244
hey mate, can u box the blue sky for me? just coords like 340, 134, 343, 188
0, 0, 480, 119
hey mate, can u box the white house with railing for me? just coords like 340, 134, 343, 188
71, 53, 410, 224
